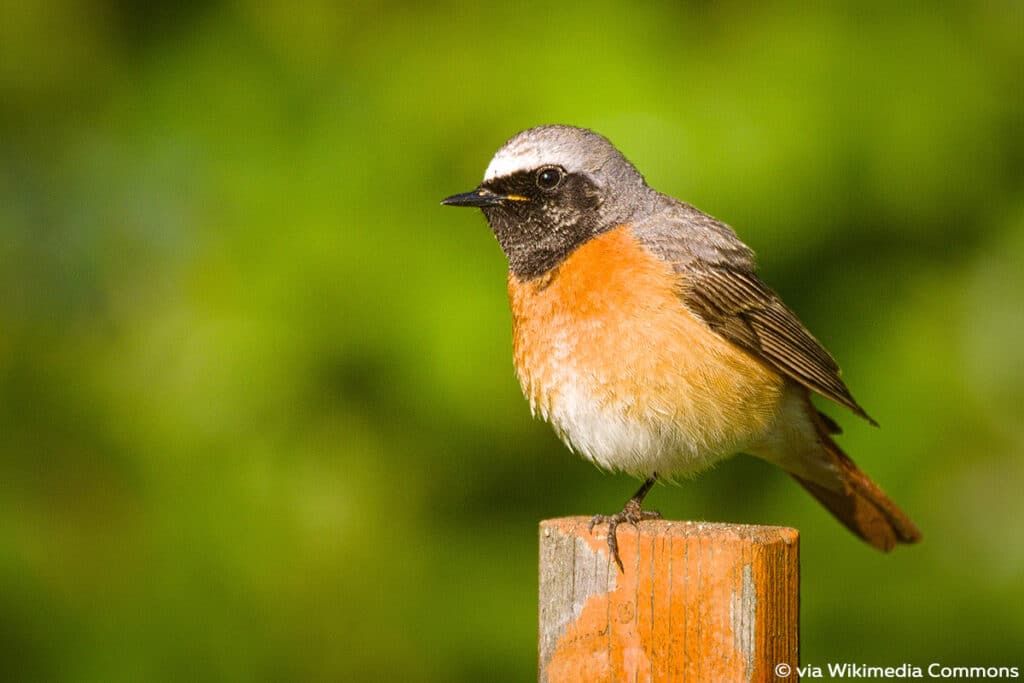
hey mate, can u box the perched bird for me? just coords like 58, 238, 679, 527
442, 125, 920, 570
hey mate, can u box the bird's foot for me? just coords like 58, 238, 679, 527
588, 498, 662, 572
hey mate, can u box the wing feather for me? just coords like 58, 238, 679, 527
630, 201, 874, 424
680, 264, 876, 425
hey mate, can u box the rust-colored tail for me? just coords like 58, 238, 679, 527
793, 427, 922, 551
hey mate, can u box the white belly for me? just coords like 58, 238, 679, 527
524, 361, 753, 478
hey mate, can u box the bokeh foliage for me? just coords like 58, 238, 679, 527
1, 1, 1022, 680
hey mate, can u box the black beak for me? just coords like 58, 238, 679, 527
441, 187, 519, 208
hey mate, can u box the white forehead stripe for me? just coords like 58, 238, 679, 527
484, 146, 552, 182
481, 126, 626, 182
483, 135, 597, 182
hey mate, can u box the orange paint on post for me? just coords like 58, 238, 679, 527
539, 517, 798, 683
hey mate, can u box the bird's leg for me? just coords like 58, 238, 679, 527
588, 474, 662, 572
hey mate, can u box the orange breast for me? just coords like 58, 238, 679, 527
507, 225, 785, 475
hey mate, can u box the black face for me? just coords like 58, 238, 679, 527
479, 167, 609, 280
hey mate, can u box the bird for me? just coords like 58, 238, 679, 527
442, 124, 921, 571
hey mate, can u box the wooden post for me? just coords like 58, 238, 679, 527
539, 517, 799, 683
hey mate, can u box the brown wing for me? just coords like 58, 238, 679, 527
680, 264, 877, 425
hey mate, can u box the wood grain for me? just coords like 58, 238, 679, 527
539, 517, 799, 683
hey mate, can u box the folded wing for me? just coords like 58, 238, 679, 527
680, 264, 876, 425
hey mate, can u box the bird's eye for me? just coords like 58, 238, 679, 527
535, 166, 564, 191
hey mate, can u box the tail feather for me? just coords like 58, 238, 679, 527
794, 432, 921, 551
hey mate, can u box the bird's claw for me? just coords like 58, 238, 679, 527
588, 499, 662, 572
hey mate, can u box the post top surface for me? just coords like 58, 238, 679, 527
540, 516, 799, 546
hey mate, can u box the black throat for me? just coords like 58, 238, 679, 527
481, 171, 622, 281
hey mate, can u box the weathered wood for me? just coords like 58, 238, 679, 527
539, 517, 799, 683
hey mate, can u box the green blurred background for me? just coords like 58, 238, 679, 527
2, 1, 1023, 680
